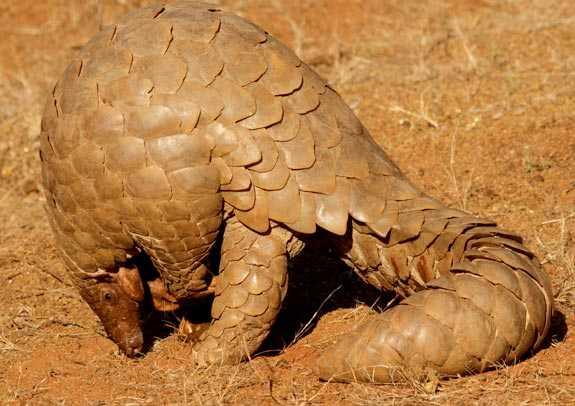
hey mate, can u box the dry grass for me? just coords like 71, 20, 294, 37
537, 214, 575, 310
1, 0, 574, 404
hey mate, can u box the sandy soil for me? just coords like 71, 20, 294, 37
0, 0, 574, 404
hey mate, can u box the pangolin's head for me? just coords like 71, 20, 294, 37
80, 266, 145, 357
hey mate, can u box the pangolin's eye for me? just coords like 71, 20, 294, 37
102, 291, 115, 302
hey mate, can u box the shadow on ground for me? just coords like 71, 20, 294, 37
261, 236, 391, 355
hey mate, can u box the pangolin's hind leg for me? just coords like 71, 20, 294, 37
318, 215, 553, 383
191, 219, 295, 365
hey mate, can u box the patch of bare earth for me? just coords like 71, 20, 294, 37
1, 0, 573, 404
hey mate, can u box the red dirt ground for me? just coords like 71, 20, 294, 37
1, 0, 574, 404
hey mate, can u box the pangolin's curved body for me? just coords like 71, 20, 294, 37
40, 1, 553, 382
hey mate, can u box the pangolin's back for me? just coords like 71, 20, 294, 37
40, 0, 427, 276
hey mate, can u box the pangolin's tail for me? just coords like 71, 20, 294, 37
317, 205, 553, 383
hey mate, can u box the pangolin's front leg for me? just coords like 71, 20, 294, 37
191, 219, 291, 365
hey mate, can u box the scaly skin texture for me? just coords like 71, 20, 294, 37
40, 1, 553, 382
191, 218, 298, 365
319, 216, 552, 382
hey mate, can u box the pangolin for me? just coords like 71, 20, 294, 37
39, 0, 553, 382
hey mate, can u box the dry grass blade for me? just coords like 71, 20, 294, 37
389, 104, 439, 129
537, 213, 575, 309
291, 284, 342, 345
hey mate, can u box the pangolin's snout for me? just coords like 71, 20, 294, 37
121, 332, 144, 357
